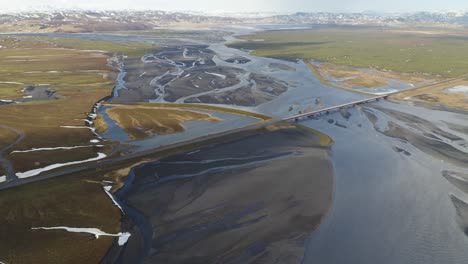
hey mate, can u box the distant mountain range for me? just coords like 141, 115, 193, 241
1, 10, 467, 33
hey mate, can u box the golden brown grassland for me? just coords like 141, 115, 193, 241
94, 114, 109, 134
109, 102, 273, 121
0, 171, 123, 264
106, 106, 222, 140
308, 62, 429, 89
0, 127, 19, 150
10, 145, 112, 173
0, 36, 157, 173
393, 78, 468, 110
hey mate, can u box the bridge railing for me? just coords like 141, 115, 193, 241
283, 95, 388, 122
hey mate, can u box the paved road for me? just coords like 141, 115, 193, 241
283, 95, 388, 121
1, 74, 465, 190
0, 125, 24, 182
0, 120, 275, 191
387, 74, 468, 96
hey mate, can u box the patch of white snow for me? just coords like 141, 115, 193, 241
16, 153, 107, 178
31, 227, 131, 246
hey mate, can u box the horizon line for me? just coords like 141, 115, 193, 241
1, 8, 467, 15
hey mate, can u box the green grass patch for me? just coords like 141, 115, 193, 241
229, 28, 468, 77
42, 37, 159, 58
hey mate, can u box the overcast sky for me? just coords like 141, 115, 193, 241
3, 0, 468, 13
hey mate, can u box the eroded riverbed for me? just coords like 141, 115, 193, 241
111, 126, 334, 263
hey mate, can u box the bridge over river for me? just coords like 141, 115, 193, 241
283, 95, 389, 122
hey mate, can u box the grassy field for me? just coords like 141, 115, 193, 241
0, 127, 19, 150
311, 63, 390, 88
10, 146, 111, 174
0, 40, 161, 264
94, 114, 109, 134
106, 106, 221, 140
393, 78, 468, 110
0, 44, 112, 100
229, 28, 468, 78
40, 37, 157, 58
113, 102, 273, 121
0, 170, 123, 264
0, 36, 158, 174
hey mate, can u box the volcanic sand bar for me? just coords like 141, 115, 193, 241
111, 125, 334, 263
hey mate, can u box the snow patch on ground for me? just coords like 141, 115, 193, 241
31, 226, 131, 246
0, 81, 23, 85
103, 186, 124, 214
205, 72, 227, 79
61, 125, 97, 134
446, 85, 468, 94
11, 145, 103, 154
16, 153, 107, 178
60, 126, 89, 129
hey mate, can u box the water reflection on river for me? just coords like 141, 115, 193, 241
301, 101, 468, 264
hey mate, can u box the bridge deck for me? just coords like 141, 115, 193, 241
283, 95, 388, 121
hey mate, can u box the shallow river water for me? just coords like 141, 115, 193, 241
301, 101, 468, 264
11, 28, 468, 263
99, 29, 468, 263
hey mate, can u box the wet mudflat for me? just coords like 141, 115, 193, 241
301, 101, 468, 264
113, 127, 334, 263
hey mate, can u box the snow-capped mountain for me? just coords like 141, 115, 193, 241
0, 10, 467, 33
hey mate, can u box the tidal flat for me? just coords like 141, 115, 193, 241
108, 126, 334, 263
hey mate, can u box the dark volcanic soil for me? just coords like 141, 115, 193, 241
186, 73, 288, 106
111, 45, 290, 106
115, 127, 334, 264
164, 66, 245, 102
